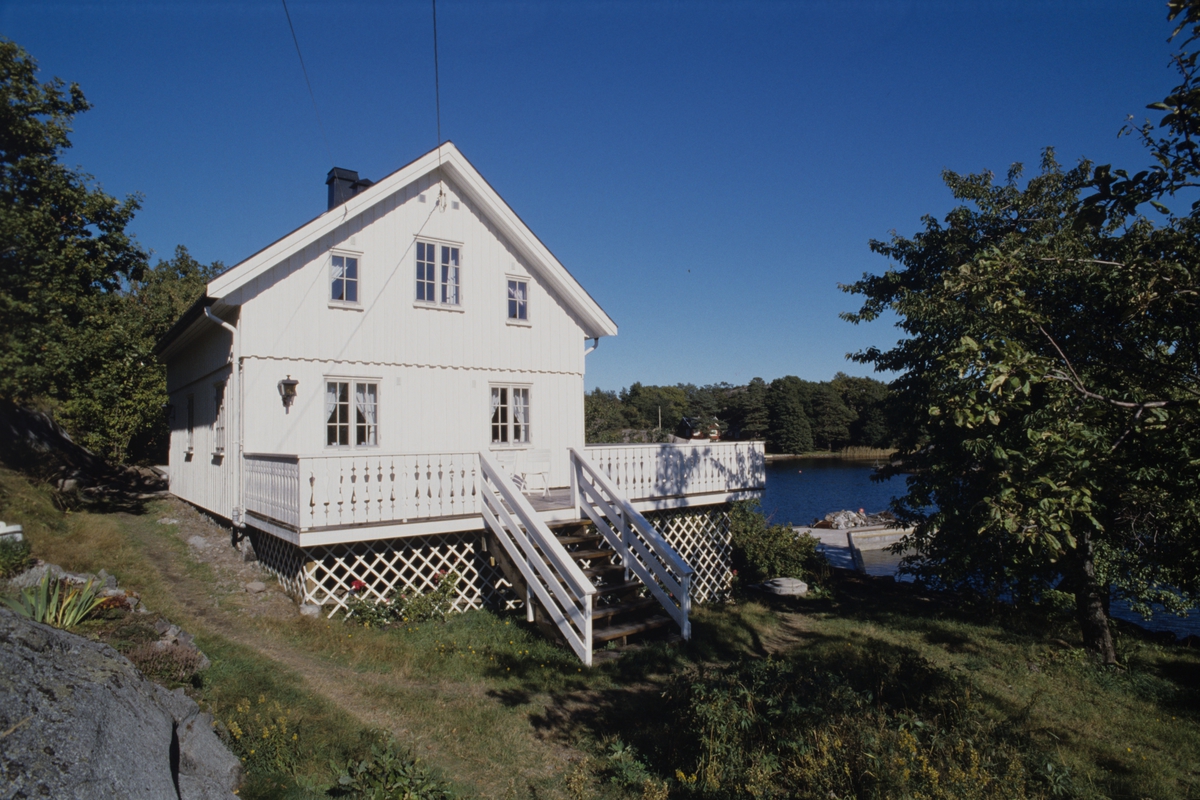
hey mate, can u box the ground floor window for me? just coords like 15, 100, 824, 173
213, 382, 226, 455
490, 386, 530, 445
326, 381, 378, 447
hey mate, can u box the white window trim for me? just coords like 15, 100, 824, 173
328, 249, 363, 309
212, 382, 226, 456
185, 394, 195, 454
489, 383, 532, 448
324, 377, 382, 449
505, 275, 531, 327
414, 238, 465, 311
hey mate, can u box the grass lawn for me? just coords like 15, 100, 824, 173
3, 464, 1199, 798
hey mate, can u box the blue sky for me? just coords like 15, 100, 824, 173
1, 1, 1177, 392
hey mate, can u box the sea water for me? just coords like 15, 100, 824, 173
759, 457, 1200, 639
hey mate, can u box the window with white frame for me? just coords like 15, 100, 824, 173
325, 381, 378, 447
213, 383, 226, 455
490, 386, 530, 445
416, 241, 461, 307
441, 245, 460, 305
507, 278, 528, 321
186, 394, 195, 452
330, 253, 359, 304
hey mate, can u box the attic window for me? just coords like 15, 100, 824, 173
507, 278, 528, 322
330, 253, 360, 305
415, 240, 462, 309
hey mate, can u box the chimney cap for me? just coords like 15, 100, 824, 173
326, 167, 360, 184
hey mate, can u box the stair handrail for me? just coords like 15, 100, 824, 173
569, 448, 693, 639
478, 451, 595, 664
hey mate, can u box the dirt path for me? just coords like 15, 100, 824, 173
126, 499, 579, 798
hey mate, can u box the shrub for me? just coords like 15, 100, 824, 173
218, 695, 303, 779
333, 736, 457, 799
728, 500, 820, 584
3, 571, 104, 628
345, 570, 460, 628
662, 645, 1057, 799
0, 536, 31, 578
126, 641, 205, 685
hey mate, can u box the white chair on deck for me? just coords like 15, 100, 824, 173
522, 449, 552, 499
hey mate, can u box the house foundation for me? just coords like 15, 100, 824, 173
247, 503, 735, 617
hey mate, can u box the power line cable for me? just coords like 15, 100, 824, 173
432, 0, 443, 152
281, 0, 334, 168
432, 0, 445, 206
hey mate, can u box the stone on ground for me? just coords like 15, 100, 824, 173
0, 608, 240, 799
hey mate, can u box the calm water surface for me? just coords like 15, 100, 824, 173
760, 457, 1200, 639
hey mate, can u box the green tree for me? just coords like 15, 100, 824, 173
843, 114, 1200, 665
831, 372, 894, 448
766, 377, 813, 454
809, 382, 857, 450
0, 39, 147, 404
60, 247, 219, 463
585, 388, 626, 443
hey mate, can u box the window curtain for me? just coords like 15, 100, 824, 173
513, 390, 527, 426
325, 382, 338, 424
355, 384, 376, 445
490, 387, 501, 419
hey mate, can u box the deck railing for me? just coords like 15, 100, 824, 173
479, 452, 596, 664
583, 441, 765, 501
244, 452, 480, 530
571, 448, 693, 639
244, 442, 763, 532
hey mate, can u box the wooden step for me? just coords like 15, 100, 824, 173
583, 563, 625, 580
593, 579, 643, 598
592, 596, 658, 622
568, 548, 615, 562
592, 614, 672, 644
555, 533, 604, 546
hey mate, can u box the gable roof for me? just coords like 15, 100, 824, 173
205, 142, 617, 339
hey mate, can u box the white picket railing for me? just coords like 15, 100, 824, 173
478, 451, 596, 665
243, 454, 301, 529
243, 452, 480, 530
570, 447, 693, 639
583, 441, 765, 501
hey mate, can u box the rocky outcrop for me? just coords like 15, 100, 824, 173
0, 609, 239, 799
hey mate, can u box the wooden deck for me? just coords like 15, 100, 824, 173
524, 487, 574, 513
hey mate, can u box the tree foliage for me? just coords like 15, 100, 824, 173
585, 374, 895, 450
842, 3, 1200, 662
0, 41, 219, 464
0, 39, 147, 404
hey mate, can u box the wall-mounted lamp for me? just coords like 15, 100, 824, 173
278, 376, 299, 411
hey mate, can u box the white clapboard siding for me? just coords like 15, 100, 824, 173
231, 174, 586, 379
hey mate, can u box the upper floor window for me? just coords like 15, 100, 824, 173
507, 278, 528, 322
490, 386, 530, 445
331, 254, 359, 304
416, 240, 461, 307
326, 381, 378, 447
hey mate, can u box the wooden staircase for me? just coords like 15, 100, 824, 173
478, 449, 693, 665
547, 521, 674, 649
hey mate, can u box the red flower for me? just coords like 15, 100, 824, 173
350, 579, 367, 592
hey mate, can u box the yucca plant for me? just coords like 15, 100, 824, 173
3, 572, 105, 628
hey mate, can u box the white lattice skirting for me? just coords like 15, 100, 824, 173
248, 529, 517, 617
248, 504, 733, 616
641, 506, 733, 603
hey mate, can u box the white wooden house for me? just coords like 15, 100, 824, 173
155, 143, 764, 663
